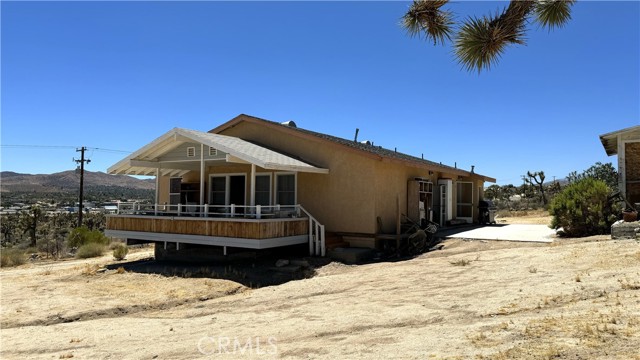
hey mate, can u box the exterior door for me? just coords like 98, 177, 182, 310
456, 181, 474, 223
210, 174, 246, 213
435, 179, 453, 227
229, 175, 246, 212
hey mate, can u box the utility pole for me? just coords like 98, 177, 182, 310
74, 147, 91, 227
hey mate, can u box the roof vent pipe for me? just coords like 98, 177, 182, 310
471, 165, 475, 173
281, 120, 297, 128
354, 128, 360, 142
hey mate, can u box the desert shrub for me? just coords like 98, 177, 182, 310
112, 243, 128, 260
76, 243, 106, 259
0, 248, 26, 267
67, 226, 109, 248
549, 178, 619, 237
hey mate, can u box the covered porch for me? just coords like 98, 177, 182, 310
105, 128, 329, 255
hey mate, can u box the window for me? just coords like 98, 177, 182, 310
209, 147, 217, 156
210, 176, 226, 207
187, 147, 195, 157
169, 178, 181, 205
276, 174, 295, 205
255, 174, 271, 206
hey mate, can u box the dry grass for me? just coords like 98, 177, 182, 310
450, 258, 472, 266
0, 248, 26, 267
2, 239, 639, 359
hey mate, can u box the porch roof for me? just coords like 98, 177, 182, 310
599, 125, 640, 156
107, 128, 329, 176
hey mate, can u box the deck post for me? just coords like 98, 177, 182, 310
308, 217, 313, 255
250, 164, 256, 208
204, 204, 209, 218
200, 144, 205, 206
256, 205, 261, 219
155, 168, 160, 207
320, 225, 326, 256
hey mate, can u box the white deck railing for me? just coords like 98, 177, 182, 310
298, 205, 325, 257
114, 202, 325, 256
115, 202, 300, 219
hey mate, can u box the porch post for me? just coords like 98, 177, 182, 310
200, 144, 205, 205
155, 168, 160, 205
250, 164, 256, 207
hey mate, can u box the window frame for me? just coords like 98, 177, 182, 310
274, 172, 297, 206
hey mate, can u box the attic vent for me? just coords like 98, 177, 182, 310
281, 120, 297, 128
209, 147, 218, 156
186, 147, 195, 157
360, 140, 372, 146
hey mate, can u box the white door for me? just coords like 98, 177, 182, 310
456, 182, 474, 223
436, 179, 453, 227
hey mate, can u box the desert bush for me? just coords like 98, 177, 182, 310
67, 226, 109, 248
549, 178, 619, 237
112, 243, 128, 260
0, 248, 26, 267
76, 243, 106, 259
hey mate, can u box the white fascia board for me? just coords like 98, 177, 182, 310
105, 230, 307, 249
262, 163, 329, 174
108, 128, 182, 174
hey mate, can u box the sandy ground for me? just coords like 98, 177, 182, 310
1, 215, 639, 359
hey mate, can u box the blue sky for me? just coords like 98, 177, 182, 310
1, 1, 638, 185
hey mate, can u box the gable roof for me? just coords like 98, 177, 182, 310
599, 125, 640, 156
108, 127, 329, 176
211, 114, 496, 182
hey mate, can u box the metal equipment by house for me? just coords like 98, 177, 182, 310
478, 200, 497, 225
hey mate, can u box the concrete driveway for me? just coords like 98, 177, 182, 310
438, 224, 556, 243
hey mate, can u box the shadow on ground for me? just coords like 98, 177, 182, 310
106, 246, 332, 288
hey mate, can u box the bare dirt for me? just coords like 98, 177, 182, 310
2, 215, 639, 359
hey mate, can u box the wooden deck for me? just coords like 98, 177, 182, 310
105, 205, 324, 254
106, 215, 309, 240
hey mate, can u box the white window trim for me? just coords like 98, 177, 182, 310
274, 172, 297, 206
186, 146, 196, 157
208, 173, 247, 206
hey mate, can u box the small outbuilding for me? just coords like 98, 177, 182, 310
600, 125, 640, 205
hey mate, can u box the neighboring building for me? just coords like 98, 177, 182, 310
105, 114, 495, 255
600, 125, 640, 205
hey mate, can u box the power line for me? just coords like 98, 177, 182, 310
1, 145, 76, 149
1, 144, 131, 153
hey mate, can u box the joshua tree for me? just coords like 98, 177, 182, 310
402, 0, 576, 72
524, 171, 547, 205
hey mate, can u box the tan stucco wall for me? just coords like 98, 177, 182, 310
220, 121, 377, 234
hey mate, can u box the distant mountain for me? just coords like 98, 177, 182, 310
0, 170, 155, 193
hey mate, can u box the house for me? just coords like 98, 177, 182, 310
600, 125, 640, 205
105, 114, 495, 257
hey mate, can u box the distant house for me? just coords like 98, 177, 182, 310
600, 125, 640, 205
105, 114, 495, 256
